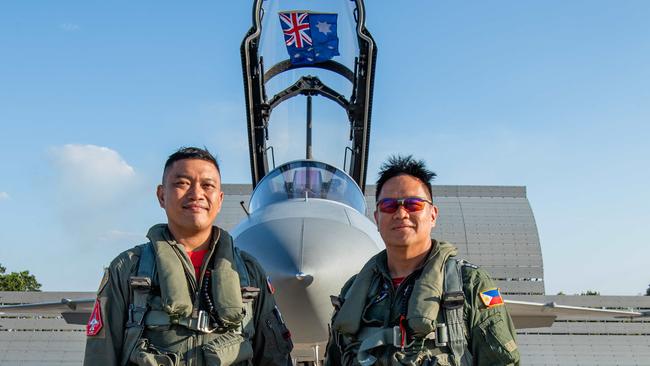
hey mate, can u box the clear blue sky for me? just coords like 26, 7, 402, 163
0, 1, 648, 295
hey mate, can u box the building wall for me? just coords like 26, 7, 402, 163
511, 295, 650, 365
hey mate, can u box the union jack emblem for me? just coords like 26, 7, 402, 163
279, 12, 312, 49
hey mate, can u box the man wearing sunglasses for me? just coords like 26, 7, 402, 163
326, 155, 520, 366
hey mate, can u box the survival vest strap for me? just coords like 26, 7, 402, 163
350, 254, 475, 366
121, 242, 156, 365
120, 240, 252, 365
442, 258, 472, 366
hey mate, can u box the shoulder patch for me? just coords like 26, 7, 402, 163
461, 261, 478, 269
479, 288, 504, 308
86, 299, 104, 336
266, 276, 276, 294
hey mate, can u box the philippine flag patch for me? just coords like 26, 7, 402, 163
480, 288, 504, 308
86, 299, 104, 336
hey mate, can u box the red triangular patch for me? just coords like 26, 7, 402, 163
86, 299, 103, 336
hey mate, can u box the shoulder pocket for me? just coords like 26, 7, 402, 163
361, 290, 389, 326
478, 315, 519, 364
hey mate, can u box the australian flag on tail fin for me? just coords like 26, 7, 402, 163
279, 11, 340, 65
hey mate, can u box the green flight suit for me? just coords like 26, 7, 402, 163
325, 240, 520, 366
83, 225, 293, 366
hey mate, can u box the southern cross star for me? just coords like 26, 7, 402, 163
316, 21, 332, 35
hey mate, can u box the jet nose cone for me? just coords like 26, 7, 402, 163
295, 272, 314, 285
232, 199, 383, 344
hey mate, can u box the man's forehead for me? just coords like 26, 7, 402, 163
378, 174, 429, 197
164, 159, 220, 179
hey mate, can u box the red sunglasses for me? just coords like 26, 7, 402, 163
376, 197, 433, 213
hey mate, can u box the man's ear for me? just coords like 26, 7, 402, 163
215, 190, 224, 212
430, 205, 439, 226
373, 209, 379, 227
156, 185, 165, 208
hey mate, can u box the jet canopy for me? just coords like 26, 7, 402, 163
249, 160, 367, 214
242, 0, 376, 191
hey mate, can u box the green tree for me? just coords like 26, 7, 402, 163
0, 264, 42, 291
579, 290, 600, 296
645, 284, 650, 296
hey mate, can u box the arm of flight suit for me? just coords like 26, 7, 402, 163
83, 249, 140, 366
324, 275, 359, 366
240, 252, 293, 366
463, 267, 520, 366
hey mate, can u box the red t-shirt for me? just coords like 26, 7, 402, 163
186, 249, 209, 279
392, 277, 405, 289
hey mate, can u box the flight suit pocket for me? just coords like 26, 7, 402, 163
478, 316, 519, 364
203, 332, 253, 366
261, 310, 293, 355
361, 290, 389, 326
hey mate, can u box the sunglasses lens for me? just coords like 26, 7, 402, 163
378, 198, 429, 213
403, 198, 426, 212
378, 199, 398, 213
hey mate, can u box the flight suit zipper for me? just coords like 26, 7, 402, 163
171, 229, 221, 366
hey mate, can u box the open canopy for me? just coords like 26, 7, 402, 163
241, 0, 377, 191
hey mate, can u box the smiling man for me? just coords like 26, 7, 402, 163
84, 147, 293, 366
326, 155, 520, 366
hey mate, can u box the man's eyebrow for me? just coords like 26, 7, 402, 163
172, 174, 192, 180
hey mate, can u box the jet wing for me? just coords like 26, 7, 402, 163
2, 297, 646, 329
505, 299, 645, 329
0, 298, 95, 325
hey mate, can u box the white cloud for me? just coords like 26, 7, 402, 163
49, 144, 137, 205
0, 192, 9, 200
47, 144, 151, 249
60, 23, 80, 32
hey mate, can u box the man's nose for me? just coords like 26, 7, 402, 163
392, 205, 409, 219
187, 182, 204, 198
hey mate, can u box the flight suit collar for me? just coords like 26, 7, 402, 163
146, 224, 223, 290
374, 239, 441, 280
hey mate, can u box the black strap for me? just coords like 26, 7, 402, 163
234, 246, 250, 287
121, 242, 156, 364
137, 242, 156, 278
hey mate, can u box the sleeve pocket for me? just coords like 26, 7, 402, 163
478, 315, 520, 364
261, 310, 293, 355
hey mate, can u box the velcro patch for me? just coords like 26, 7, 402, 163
479, 288, 504, 308
86, 299, 104, 336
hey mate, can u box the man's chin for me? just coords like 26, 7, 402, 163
172, 218, 213, 233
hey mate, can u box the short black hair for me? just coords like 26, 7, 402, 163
162, 146, 220, 182
375, 155, 436, 200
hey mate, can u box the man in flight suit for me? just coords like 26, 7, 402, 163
84, 147, 293, 366
326, 155, 520, 366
